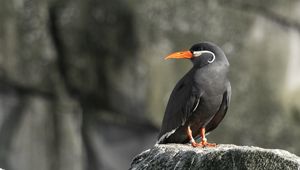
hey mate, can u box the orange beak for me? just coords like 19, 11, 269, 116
164, 51, 193, 60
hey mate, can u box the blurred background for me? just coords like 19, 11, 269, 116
0, 0, 300, 169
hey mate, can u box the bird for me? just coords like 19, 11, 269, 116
157, 42, 231, 147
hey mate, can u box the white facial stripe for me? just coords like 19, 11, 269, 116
193, 50, 216, 63
193, 51, 203, 57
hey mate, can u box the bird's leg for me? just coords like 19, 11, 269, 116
187, 126, 198, 147
200, 128, 216, 147
187, 126, 216, 147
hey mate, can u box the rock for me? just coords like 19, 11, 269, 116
130, 144, 300, 170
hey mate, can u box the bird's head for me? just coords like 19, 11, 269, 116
165, 42, 228, 68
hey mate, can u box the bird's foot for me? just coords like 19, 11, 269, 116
200, 138, 217, 147
191, 138, 217, 148
201, 141, 217, 148
191, 141, 199, 147
191, 141, 217, 148
188, 126, 217, 148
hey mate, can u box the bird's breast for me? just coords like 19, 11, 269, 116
194, 67, 228, 95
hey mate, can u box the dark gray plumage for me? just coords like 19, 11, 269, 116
157, 42, 231, 145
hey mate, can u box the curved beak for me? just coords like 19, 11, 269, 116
164, 51, 193, 60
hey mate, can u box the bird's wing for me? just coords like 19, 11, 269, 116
206, 81, 231, 133
158, 70, 203, 141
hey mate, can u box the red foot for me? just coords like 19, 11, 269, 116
191, 141, 217, 148
188, 126, 217, 148
201, 142, 217, 148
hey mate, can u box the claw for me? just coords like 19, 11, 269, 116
187, 126, 217, 148
201, 142, 217, 147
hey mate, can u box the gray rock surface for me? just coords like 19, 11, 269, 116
130, 144, 300, 170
